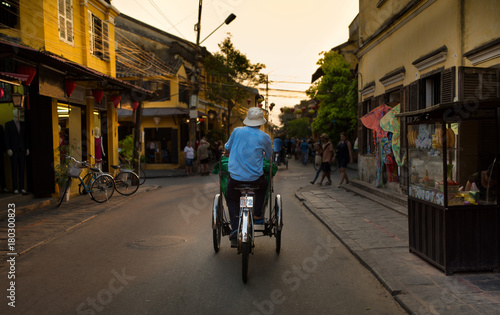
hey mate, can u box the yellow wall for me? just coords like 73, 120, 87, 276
358, 0, 460, 98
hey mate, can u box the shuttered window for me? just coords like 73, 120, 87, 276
88, 12, 109, 60
459, 67, 499, 101
58, 0, 73, 44
440, 67, 455, 103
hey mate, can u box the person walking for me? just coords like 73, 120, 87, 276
300, 138, 309, 165
310, 140, 324, 184
197, 139, 210, 175
335, 132, 354, 188
183, 141, 195, 175
318, 133, 334, 185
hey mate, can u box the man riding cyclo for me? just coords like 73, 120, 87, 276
218, 107, 274, 248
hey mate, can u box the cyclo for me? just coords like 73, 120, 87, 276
212, 156, 283, 283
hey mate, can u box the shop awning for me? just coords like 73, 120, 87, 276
0, 72, 26, 86
396, 97, 500, 119
118, 108, 205, 120
0, 39, 154, 96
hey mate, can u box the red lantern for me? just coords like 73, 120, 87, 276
65, 79, 76, 97
302, 107, 306, 112
17, 65, 36, 86
132, 101, 139, 111
199, 118, 205, 122
0, 88, 3, 99
247, 98, 252, 105
110, 95, 121, 108
290, 108, 295, 113
312, 104, 318, 110
92, 89, 104, 104
280, 107, 283, 113
258, 103, 263, 108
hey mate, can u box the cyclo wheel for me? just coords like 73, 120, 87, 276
57, 178, 72, 207
242, 242, 250, 283
79, 173, 91, 195
212, 194, 223, 253
90, 174, 115, 203
114, 171, 140, 196
274, 194, 283, 254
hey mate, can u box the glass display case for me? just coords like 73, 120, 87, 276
402, 103, 500, 275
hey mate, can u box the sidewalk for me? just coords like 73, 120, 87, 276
296, 184, 500, 314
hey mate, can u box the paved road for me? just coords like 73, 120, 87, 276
0, 160, 405, 314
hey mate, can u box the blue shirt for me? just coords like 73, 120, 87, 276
273, 138, 283, 152
300, 141, 309, 152
225, 126, 272, 181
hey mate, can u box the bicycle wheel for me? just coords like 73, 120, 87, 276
274, 194, 283, 254
242, 242, 250, 283
79, 173, 91, 195
212, 194, 223, 253
90, 174, 115, 203
139, 169, 146, 185
57, 178, 72, 207
114, 171, 140, 196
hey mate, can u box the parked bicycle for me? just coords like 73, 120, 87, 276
121, 157, 146, 186
110, 164, 140, 196
57, 156, 115, 207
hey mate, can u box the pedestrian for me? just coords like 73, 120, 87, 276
183, 141, 195, 175
215, 140, 223, 162
300, 138, 309, 165
318, 133, 334, 185
310, 141, 324, 184
197, 139, 210, 175
335, 132, 354, 188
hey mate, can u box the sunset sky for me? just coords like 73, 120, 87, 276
112, 0, 359, 124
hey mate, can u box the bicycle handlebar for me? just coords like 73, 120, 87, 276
65, 155, 90, 167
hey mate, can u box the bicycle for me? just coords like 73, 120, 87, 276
110, 164, 140, 196
120, 157, 146, 185
57, 156, 115, 207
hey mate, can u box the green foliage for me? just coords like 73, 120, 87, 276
204, 36, 266, 135
54, 144, 78, 186
307, 51, 358, 141
119, 134, 144, 166
286, 118, 312, 139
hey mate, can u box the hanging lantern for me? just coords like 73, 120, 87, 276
282, 107, 289, 112
302, 106, 306, 112
270, 103, 275, 111
247, 98, 252, 105
295, 108, 302, 114
258, 103, 263, 108
312, 104, 318, 110
17, 65, 36, 86
0, 88, 3, 99
132, 101, 139, 111
110, 95, 122, 108
308, 109, 316, 115
290, 108, 295, 113
92, 89, 104, 104
65, 79, 76, 97
280, 107, 283, 113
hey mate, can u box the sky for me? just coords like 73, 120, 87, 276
111, 0, 359, 125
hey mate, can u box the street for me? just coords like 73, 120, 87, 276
0, 160, 405, 314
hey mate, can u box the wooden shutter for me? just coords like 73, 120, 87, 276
459, 67, 499, 101
440, 67, 455, 103
58, 0, 66, 40
65, 0, 73, 43
103, 21, 109, 60
88, 11, 94, 55
409, 81, 419, 112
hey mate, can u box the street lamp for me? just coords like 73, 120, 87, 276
190, 0, 236, 144
11, 92, 24, 108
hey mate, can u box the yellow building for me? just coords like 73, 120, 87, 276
356, 0, 500, 192
0, 0, 151, 196
114, 14, 263, 170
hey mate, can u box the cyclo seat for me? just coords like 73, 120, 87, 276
235, 184, 259, 194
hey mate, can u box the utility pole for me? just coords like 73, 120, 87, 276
189, 0, 203, 146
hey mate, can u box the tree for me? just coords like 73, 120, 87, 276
286, 117, 311, 139
203, 36, 267, 138
307, 51, 358, 141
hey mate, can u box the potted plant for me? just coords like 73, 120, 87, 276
54, 144, 77, 200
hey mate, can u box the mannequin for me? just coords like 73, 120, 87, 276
94, 127, 105, 170
4, 108, 29, 194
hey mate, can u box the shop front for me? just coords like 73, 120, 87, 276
401, 98, 500, 275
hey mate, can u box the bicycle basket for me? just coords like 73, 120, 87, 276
67, 166, 82, 178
